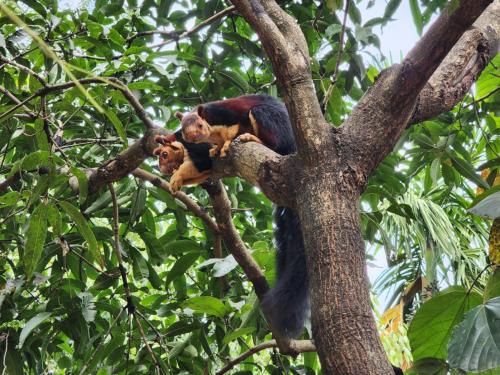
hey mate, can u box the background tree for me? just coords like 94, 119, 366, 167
0, 0, 499, 374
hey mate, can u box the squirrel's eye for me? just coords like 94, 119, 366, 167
198, 124, 203, 129
161, 152, 168, 158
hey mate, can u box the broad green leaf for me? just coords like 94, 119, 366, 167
0, 191, 20, 207
128, 81, 163, 91
105, 110, 127, 145
448, 152, 489, 190
70, 167, 89, 206
485, 269, 500, 301
408, 286, 482, 362
18, 0, 47, 17
405, 358, 448, 375
166, 252, 199, 286
384, 0, 402, 18
163, 240, 202, 255
18, 312, 51, 348
215, 70, 249, 93
94, 268, 120, 290
409, 0, 423, 35
59, 201, 101, 266
34, 119, 50, 151
46, 202, 62, 237
165, 321, 201, 338
182, 296, 228, 318
222, 327, 255, 344
448, 297, 500, 372
24, 203, 48, 279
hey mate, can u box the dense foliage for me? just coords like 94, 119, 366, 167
0, 0, 498, 374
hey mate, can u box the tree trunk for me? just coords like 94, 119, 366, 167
294, 156, 393, 374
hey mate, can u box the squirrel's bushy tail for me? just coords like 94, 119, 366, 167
261, 206, 309, 338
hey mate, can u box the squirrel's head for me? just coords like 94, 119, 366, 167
153, 141, 185, 175
177, 106, 211, 143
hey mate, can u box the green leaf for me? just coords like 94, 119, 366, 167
0, 191, 20, 207
128, 81, 163, 91
222, 327, 255, 344
448, 152, 489, 190
59, 201, 101, 266
409, 0, 423, 35
105, 111, 127, 145
384, 0, 402, 18
182, 296, 228, 318
405, 358, 448, 375
166, 252, 199, 286
448, 297, 500, 372
485, 268, 500, 301
348, 2, 361, 24
215, 70, 249, 93
34, 119, 50, 151
163, 240, 202, 255
24, 203, 48, 279
18, 312, 51, 348
408, 286, 482, 362
108, 28, 125, 46
70, 167, 89, 206
46, 202, 62, 237
18, 0, 47, 17
94, 268, 120, 290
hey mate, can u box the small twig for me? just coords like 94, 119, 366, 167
0, 54, 47, 86
59, 137, 121, 148
134, 314, 162, 375
322, 0, 350, 112
216, 339, 316, 375
0, 91, 39, 122
134, 310, 170, 359
467, 86, 500, 107
149, 6, 236, 49
0, 86, 37, 119
108, 183, 135, 314
1, 332, 8, 375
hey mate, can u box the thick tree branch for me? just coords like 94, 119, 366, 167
230, 0, 328, 160
203, 180, 304, 354
147, 6, 236, 48
341, 0, 495, 179
209, 140, 292, 207
86, 126, 168, 194
203, 180, 270, 299
410, 2, 499, 124
216, 339, 316, 375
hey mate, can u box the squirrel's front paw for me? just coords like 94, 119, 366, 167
209, 147, 219, 158
170, 175, 183, 192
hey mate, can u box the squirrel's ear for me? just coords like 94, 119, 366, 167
197, 105, 204, 117
153, 147, 162, 156
175, 111, 184, 121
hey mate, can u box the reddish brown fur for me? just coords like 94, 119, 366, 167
153, 142, 184, 175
